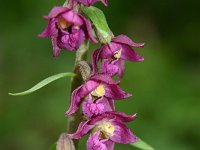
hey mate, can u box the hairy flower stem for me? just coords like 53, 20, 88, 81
67, 41, 89, 149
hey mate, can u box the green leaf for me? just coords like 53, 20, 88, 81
81, 6, 112, 44
9, 72, 75, 96
130, 138, 154, 150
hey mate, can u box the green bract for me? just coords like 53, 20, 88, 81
81, 6, 112, 44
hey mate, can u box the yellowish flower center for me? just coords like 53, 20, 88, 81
114, 48, 122, 59
58, 17, 72, 29
98, 121, 115, 138
91, 84, 105, 98
74, 26, 80, 30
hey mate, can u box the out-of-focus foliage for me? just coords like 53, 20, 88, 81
0, 0, 199, 150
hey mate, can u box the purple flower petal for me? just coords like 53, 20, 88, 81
83, 17, 98, 43
38, 19, 58, 38
115, 59, 125, 79
43, 6, 68, 20
51, 35, 61, 57
99, 43, 121, 59
104, 140, 115, 150
100, 0, 108, 6
104, 84, 132, 100
91, 48, 102, 75
108, 99, 115, 111
61, 10, 84, 26
98, 98, 115, 111
68, 120, 94, 139
121, 44, 144, 62
110, 121, 138, 144
91, 74, 119, 85
78, 0, 108, 6
88, 113, 115, 125
89, 112, 136, 125
65, 80, 99, 115
106, 112, 137, 123
112, 35, 145, 48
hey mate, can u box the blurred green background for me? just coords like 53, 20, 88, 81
0, 0, 200, 149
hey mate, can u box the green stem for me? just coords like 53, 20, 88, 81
67, 41, 89, 149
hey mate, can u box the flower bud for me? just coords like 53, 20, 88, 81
57, 133, 75, 150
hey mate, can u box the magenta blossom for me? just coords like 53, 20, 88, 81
77, 0, 108, 6
65, 74, 131, 116
68, 111, 138, 150
38, 6, 97, 57
92, 35, 144, 78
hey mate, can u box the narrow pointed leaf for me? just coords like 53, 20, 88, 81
9, 72, 75, 96
130, 138, 154, 150
81, 6, 112, 44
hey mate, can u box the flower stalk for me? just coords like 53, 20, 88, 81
67, 41, 89, 149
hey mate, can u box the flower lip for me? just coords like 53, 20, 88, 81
87, 131, 108, 150
82, 96, 115, 118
